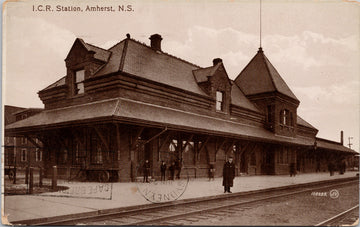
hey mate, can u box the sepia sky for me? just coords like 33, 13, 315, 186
2, 0, 360, 152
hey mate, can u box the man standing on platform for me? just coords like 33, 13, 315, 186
143, 160, 150, 183
223, 157, 235, 193
169, 161, 176, 180
160, 161, 167, 181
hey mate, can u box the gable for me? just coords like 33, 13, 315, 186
65, 39, 90, 67
211, 64, 232, 87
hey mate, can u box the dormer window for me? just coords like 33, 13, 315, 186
74, 69, 85, 95
280, 109, 293, 126
216, 91, 224, 111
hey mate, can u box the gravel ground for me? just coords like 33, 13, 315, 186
182, 183, 359, 226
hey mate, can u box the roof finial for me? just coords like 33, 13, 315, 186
126, 33, 131, 39
259, 0, 262, 48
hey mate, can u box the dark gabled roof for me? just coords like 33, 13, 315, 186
297, 115, 318, 130
231, 82, 261, 113
78, 38, 111, 62
94, 38, 207, 96
192, 63, 221, 83
234, 48, 298, 101
40, 36, 263, 114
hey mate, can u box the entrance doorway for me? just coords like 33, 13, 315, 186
262, 147, 275, 175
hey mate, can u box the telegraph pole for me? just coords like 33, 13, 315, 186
348, 137, 353, 149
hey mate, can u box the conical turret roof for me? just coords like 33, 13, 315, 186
234, 48, 298, 102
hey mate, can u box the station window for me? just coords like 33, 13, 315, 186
91, 145, 103, 164
75, 142, 80, 163
182, 141, 194, 153
60, 149, 68, 164
74, 141, 86, 164
169, 139, 178, 152
280, 109, 292, 126
74, 69, 85, 95
35, 148, 42, 162
216, 91, 224, 111
21, 137, 27, 145
183, 141, 195, 165
95, 147, 103, 164
21, 149, 27, 162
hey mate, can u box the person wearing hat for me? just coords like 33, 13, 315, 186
222, 157, 235, 193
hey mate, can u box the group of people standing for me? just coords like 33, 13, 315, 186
143, 159, 182, 182
142, 157, 236, 194
161, 160, 182, 181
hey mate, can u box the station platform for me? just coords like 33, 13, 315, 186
2, 171, 359, 224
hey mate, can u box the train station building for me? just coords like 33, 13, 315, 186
5, 34, 357, 182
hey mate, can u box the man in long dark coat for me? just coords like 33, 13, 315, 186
223, 157, 235, 193
169, 161, 176, 180
160, 161, 167, 181
176, 159, 182, 179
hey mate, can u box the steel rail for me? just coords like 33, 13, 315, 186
315, 205, 359, 226
31, 178, 358, 226
130, 180, 359, 226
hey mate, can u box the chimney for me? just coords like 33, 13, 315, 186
340, 130, 344, 145
213, 58, 222, 66
149, 34, 162, 52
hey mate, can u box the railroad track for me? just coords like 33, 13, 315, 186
315, 205, 359, 226
15, 177, 358, 226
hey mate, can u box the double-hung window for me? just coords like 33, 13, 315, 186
75, 69, 85, 95
216, 91, 224, 111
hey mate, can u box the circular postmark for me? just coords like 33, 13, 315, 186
137, 179, 188, 203
135, 152, 189, 203
329, 189, 339, 199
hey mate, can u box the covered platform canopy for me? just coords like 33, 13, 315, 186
6, 97, 318, 148
315, 138, 356, 154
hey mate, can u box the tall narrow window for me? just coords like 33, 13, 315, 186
21, 149, 27, 162
75, 69, 85, 95
280, 109, 291, 126
35, 148, 39, 162
216, 91, 224, 111
21, 137, 27, 145
35, 148, 42, 162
